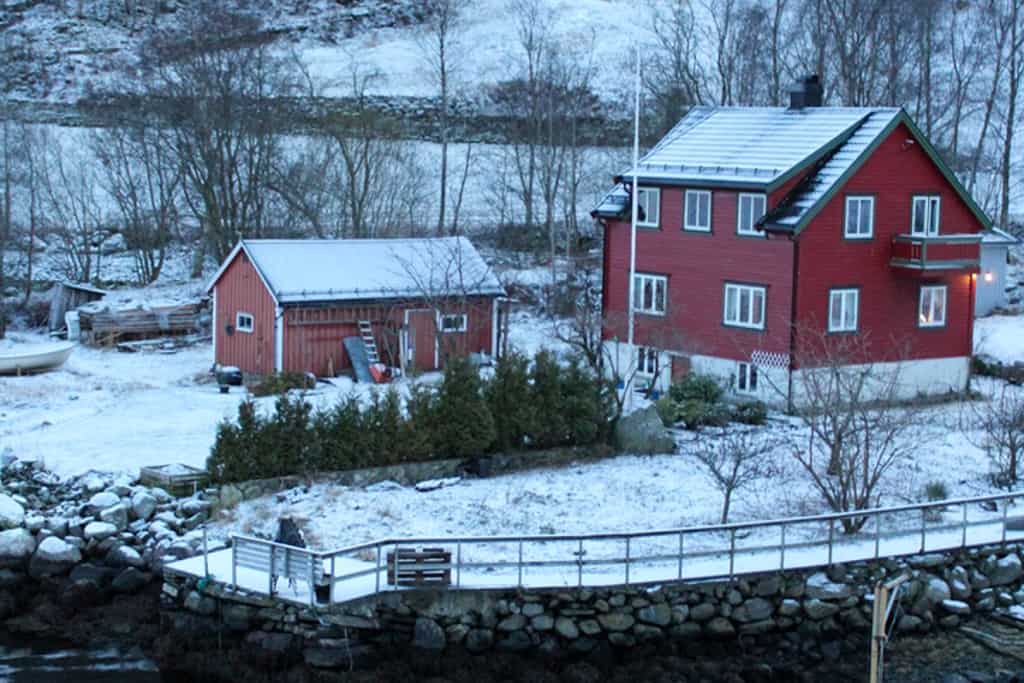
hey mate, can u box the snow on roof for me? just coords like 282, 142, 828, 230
766, 108, 902, 230
623, 106, 893, 185
218, 237, 505, 304
592, 183, 630, 218
982, 227, 1020, 245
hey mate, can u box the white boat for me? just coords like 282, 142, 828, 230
0, 342, 75, 375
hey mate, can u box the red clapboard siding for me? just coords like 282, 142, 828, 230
602, 187, 794, 361
793, 122, 983, 365
213, 251, 277, 375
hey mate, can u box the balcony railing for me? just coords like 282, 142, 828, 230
890, 233, 981, 272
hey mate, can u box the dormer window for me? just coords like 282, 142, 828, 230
911, 196, 940, 236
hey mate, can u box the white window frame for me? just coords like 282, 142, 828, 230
235, 312, 254, 334
736, 193, 767, 236
439, 313, 468, 333
637, 346, 659, 377
844, 196, 875, 239
632, 273, 667, 316
918, 285, 947, 328
636, 187, 660, 228
827, 288, 859, 333
723, 283, 766, 330
684, 189, 712, 232
911, 195, 941, 236
736, 361, 758, 395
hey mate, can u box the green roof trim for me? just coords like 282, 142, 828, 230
786, 109, 993, 236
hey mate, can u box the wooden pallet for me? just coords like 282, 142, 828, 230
386, 548, 452, 587
139, 464, 208, 498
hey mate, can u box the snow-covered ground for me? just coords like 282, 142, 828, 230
976, 313, 1024, 364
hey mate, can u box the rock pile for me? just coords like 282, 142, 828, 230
0, 455, 212, 622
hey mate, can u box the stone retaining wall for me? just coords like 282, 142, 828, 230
157, 544, 1024, 678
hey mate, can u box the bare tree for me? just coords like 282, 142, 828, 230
417, 0, 466, 235
645, 0, 706, 136
39, 136, 104, 283
963, 386, 1024, 487
789, 328, 918, 533
694, 427, 781, 523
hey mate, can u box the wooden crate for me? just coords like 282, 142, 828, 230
386, 548, 452, 587
139, 464, 208, 498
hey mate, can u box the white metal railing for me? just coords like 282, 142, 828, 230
222, 491, 1024, 607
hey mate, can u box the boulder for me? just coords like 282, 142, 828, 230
130, 492, 157, 521
465, 628, 494, 653
986, 553, 1023, 586
99, 504, 129, 531
0, 494, 24, 530
217, 484, 243, 511
87, 491, 120, 510
28, 537, 81, 577
69, 564, 116, 587
106, 545, 144, 569
637, 603, 673, 627
690, 603, 716, 622
554, 616, 579, 639
0, 528, 36, 568
497, 630, 532, 651
83, 522, 118, 541
923, 577, 951, 605
597, 612, 635, 632
732, 597, 774, 623
531, 615, 554, 632
804, 599, 840, 620
497, 614, 527, 632
941, 600, 971, 616
805, 572, 852, 600
705, 617, 736, 637
413, 618, 446, 650
614, 405, 675, 454
184, 590, 216, 616
111, 567, 150, 593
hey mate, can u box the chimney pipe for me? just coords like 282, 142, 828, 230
789, 74, 822, 110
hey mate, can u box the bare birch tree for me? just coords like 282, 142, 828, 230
695, 427, 781, 523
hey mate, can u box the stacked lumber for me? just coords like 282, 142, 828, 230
78, 301, 209, 345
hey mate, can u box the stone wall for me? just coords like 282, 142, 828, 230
157, 544, 1024, 679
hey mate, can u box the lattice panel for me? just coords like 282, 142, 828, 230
751, 350, 790, 370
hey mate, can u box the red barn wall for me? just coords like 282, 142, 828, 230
213, 251, 277, 375
602, 187, 795, 362
793, 122, 983, 365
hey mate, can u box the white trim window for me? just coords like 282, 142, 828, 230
911, 195, 941, 236
236, 312, 254, 333
737, 193, 767, 236
723, 283, 766, 329
637, 346, 658, 376
636, 187, 660, 228
439, 313, 468, 333
828, 288, 859, 332
684, 189, 712, 232
736, 362, 758, 394
633, 273, 667, 315
919, 285, 947, 327
844, 196, 874, 239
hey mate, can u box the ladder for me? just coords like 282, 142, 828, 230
357, 320, 379, 364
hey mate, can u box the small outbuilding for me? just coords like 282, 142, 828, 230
206, 237, 506, 378
977, 227, 1020, 316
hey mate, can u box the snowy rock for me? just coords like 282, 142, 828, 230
83, 521, 118, 541
923, 577, 951, 605
805, 572, 852, 600
24, 515, 45, 533
941, 600, 971, 616
803, 599, 840, 620
0, 447, 15, 467
0, 494, 25, 530
555, 616, 580, 639
732, 598, 774, 623
29, 537, 81, 577
414, 477, 461, 493
0, 528, 36, 567
99, 503, 129, 531
150, 488, 172, 504
366, 480, 403, 493
986, 553, 1023, 586
111, 567, 149, 593
88, 491, 120, 510
412, 618, 446, 650
106, 545, 144, 569
614, 404, 675, 454
81, 475, 107, 493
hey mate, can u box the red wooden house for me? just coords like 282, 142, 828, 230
206, 237, 506, 377
594, 77, 992, 407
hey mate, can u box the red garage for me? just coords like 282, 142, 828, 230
206, 237, 506, 378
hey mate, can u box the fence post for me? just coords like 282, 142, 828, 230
1003, 502, 1010, 544
392, 543, 400, 592
375, 545, 382, 594
577, 539, 584, 589
779, 524, 786, 571
330, 555, 336, 604
269, 545, 276, 596
309, 553, 316, 607
920, 507, 927, 553
202, 526, 209, 579
875, 515, 881, 559
827, 520, 834, 565
961, 504, 968, 548
678, 532, 684, 580
729, 529, 736, 579
517, 540, 523, 588
625, 537, 631, 585
456, 541, 462, 589
231, 540, 237, 590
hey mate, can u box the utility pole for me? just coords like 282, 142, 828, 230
869, 573, 909, 683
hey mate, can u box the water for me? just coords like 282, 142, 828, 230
0, 640, 162, 682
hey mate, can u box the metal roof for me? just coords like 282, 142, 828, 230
208, 237, 505, 304
620, 106, 897, 186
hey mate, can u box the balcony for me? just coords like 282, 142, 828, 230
890, 233, 981, 272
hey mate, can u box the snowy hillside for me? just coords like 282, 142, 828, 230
0, 0, 650, 104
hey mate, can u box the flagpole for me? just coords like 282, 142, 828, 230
625, 45, 641, 407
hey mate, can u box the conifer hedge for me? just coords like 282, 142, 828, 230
206, 350, 614, 484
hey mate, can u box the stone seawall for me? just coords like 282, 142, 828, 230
157, 544, 1024, 681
